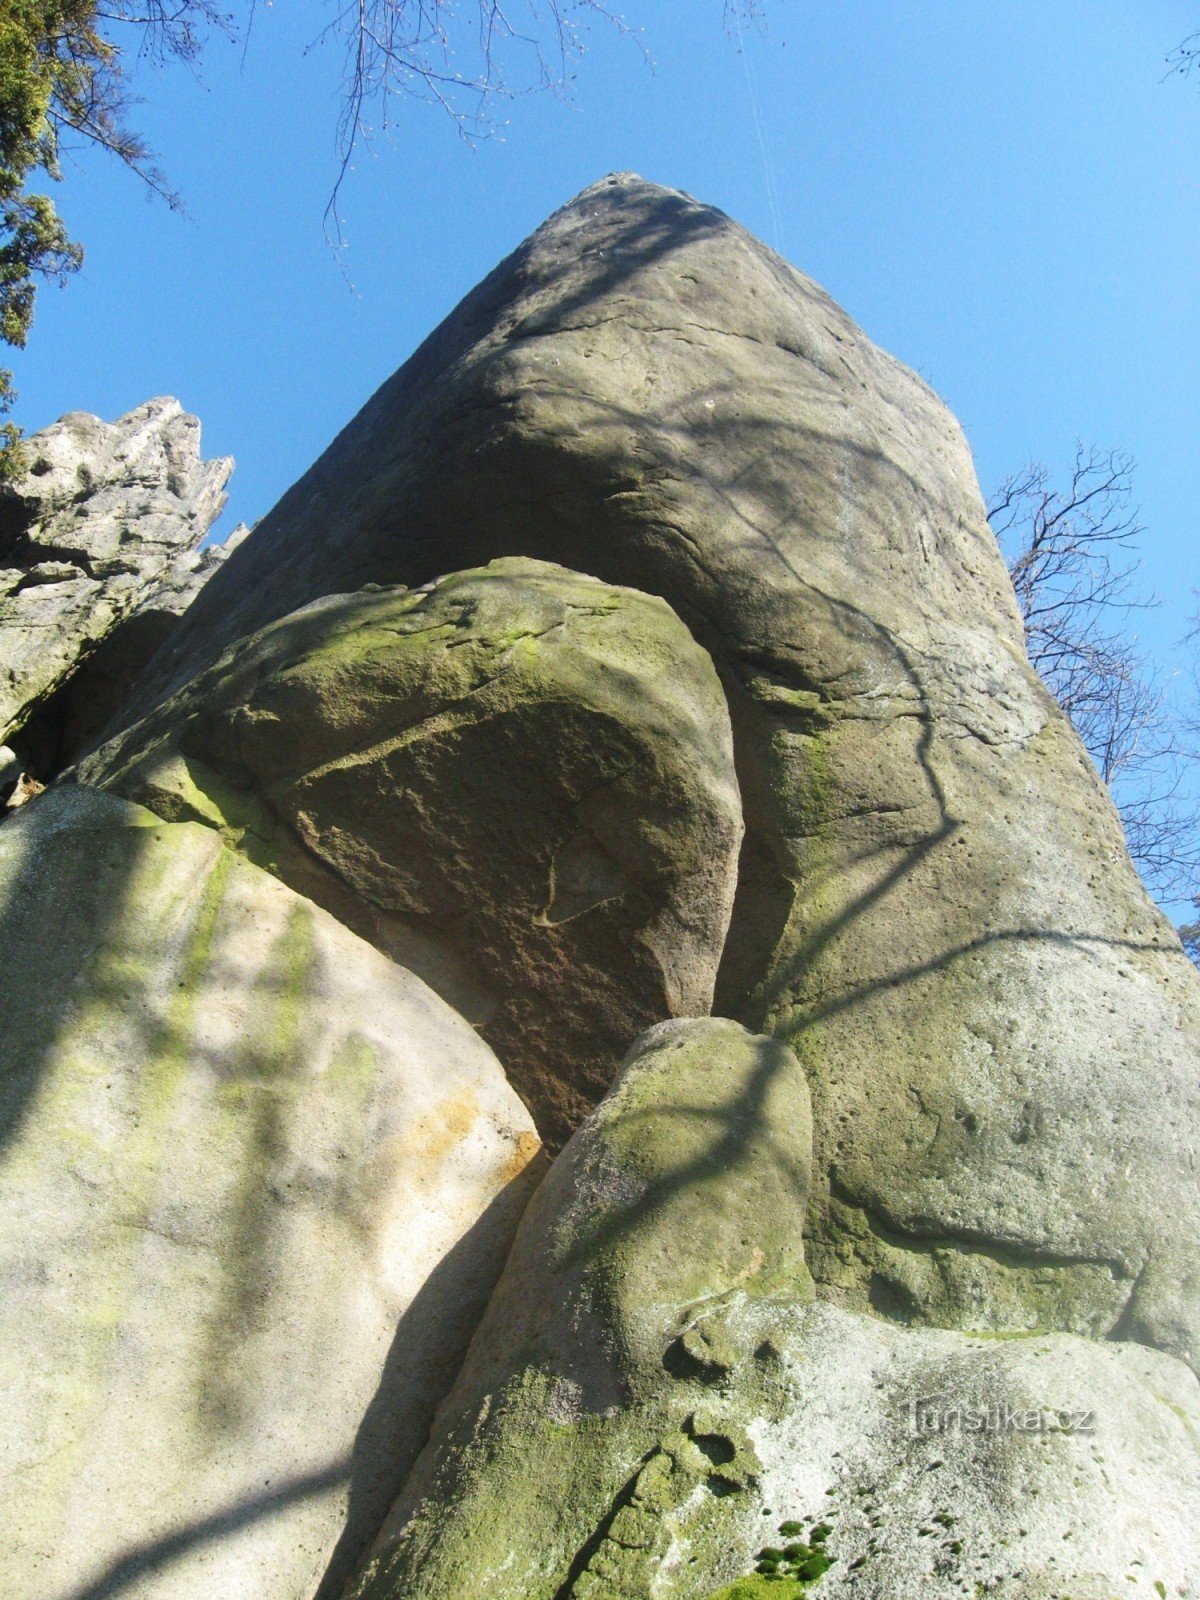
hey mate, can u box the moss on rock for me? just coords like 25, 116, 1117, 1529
80, 558, 744, 1150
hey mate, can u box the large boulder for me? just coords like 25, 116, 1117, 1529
0, 785, 540, 1600
113, 174, 1200, 1369
341, 1018, 1200, 1600
0, 399, 232, 770
78, 557, 744, 1147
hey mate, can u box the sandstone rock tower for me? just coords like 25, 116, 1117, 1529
4, 176, 1198, 1599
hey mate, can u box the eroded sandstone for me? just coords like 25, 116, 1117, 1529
0, 399, 232, 767
111, 175, 1200, 1369
0, 785, 539, 1600
79, 557, 743, 1146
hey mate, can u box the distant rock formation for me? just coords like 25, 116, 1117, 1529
0, 398, 233, 779
4, 178, 1200, 1598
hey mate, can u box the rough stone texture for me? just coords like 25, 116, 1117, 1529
78, 557, 743, 1146
145, 518, 252, 619
117, 174, 1200, 1368
727, 1305, 1200, 1600
342, 1017, 816, 1600
18, 520, 256, 775
340, 1018, 1200, 1600
0, 784, 540, 1600
0, 398, 232, 756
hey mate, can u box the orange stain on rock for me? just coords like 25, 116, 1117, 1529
501, 1129, 544, 1185
414, 1086, 481, 1166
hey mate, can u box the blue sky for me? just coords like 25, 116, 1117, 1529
10, 3, 1199, 705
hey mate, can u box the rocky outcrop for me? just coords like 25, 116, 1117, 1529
344, 1017, 815, 1599
116, 174, 1200, 1372
78, 558, 744, 1146
341, 1019, 1200, 1600
0, 785, 540, 1600
7, 176, 1200, 1600
0, 398, 232, 770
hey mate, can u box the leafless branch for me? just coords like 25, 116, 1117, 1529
989, 447, 1200, 914
1168, 29, 1200, 80
310, 0, 640, 245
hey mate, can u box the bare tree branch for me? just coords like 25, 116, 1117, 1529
310, 0, 640, 245
989, 447, 1200, 921
1168, 29, 1200, 80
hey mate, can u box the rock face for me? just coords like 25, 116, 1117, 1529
79, 557, 743, 1146
344, 1018, 815, 1599
8, 176, 1200, 1600
341, 1020, 1200, 1600
0, 398, 232, 766
0, 785, 539, 1600
119, 174, 1200, 1372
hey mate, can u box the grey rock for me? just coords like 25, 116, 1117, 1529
0, 785, 540, 1600
342, 1018, 1200, 1600
79, 558, 744, 1149
141, 519, 252, 621
0, 397, 232, 752
115, 175, 1200, 1369
343, 1017, 815, 1599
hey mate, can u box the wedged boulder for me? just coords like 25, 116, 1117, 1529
0, 398, 232, 766
114, 174, 1200, 1366
0, 785, 540, 1600
341, 1018, 1200, 1600
342, 1016, 816, 1600
78, 557, 744, 1146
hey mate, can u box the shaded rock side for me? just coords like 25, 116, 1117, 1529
0, 398, 232, 761
0, 784, 540, 1600
12, 520, 256, 782
114, 173, 1200, 1364
340, 1017, 1200, 1600
78, 557, 744, 1147
341, 1016, 816, 1600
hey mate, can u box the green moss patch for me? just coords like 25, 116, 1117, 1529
704, 1519, 835, 1600
703, 1579, 810, 1600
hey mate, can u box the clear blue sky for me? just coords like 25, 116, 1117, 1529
11, 2, 1199, 690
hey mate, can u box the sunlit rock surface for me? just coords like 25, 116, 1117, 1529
126, 174, 1200, 1370
6, 175, 1200, 1599
341, 1020, 1200, 1600
0, 785, 539, 1600
80, 557, 742, 1148
0, 400, 232, 761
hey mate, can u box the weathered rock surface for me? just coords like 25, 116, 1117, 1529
21, 519, 256, 777
117, 173, 1200, 1368
341, 1018, 1200, 1600
12, 178, 1200, 1598
0, 398, 232, 762
343, 1017, 815, 1599
79, 557, 743, 1146
0, 785, 540, 1600
146, 518, 252, 619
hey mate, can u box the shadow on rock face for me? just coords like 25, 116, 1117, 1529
80, 558, 745, 1151
108, 172, 1200, 1370
339, 1016, 815, 1600
11, 173, 1200, 1600
0, 786, 541, 1600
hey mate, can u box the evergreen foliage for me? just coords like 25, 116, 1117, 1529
0, 0, 177, 479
